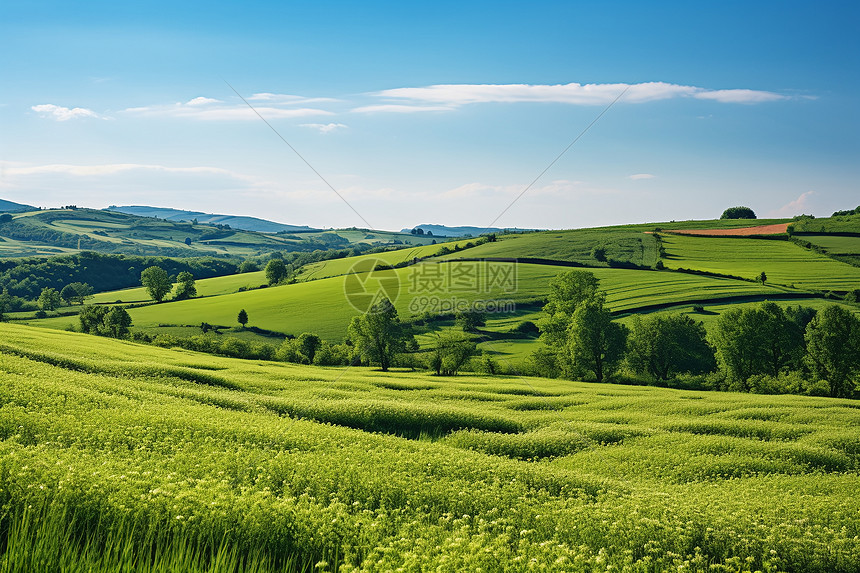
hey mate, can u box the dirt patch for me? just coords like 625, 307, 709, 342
668, 223, 789, 236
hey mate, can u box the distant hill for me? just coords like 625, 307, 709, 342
106, 205, 317, 233
0, 198, 36, 213
400, 224, 537, 237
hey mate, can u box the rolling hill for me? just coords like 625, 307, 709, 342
15, 212, 859, 367
106, 205, 318, 233
0, 207, 441, 258
0, 198, 35, 212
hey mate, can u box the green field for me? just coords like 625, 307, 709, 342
99, 264, 779, 341
0, 323, 858, 571
437, 229, 659, 267
0, 208, 442, 258
91, 271, 269, 304
800, 234, 860, 255
660, 234, 860, 290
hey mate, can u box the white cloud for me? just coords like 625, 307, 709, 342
351, 104, 456, 114
300, 122, 348, 133
248, 93, 339, 105
365, 82, 787, 111
628, 173, 656, 180
31, 103, 103, 121
123, 100, 334, 120
770, 191, 817, 217
185, 96, 222, 106
2, 163, 254, 179
692, 89, 786, 103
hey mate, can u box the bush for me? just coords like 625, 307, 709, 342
720, 206, 757, 220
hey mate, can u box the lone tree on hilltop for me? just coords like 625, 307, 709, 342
237, 309, 248, 328
721, 206, 757, 220
141, 266, 171, 302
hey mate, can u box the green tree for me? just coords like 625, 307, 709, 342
173, 271, 197, 300
720, 206, 757, 220
759, 271, 767, 285
431, 331, 477, 376
295, 332, 322, 364
239, 260, 259, 273
265, 259, 288, 285
79, 305, 109, 334
711, 302, 805, 384
237, 309, 248, 328
805, 305, 860, 398
140, 266, 171, 302
627, 314, 715, 380
103, 307, 132, 338
538, 271, 600, 349
455, 308, 486, 332
60, 282, 93, 305
567, 297, 628, 383
347, 297, 410, 372
37, 287, 62, 311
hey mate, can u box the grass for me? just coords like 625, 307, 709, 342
91, 271, 269, 304
800, 234, 860, 255
0, 322, 859, 571
660, 234, 860, 290
438, 229, 659, 267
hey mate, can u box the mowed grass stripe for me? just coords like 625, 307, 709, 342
121, 264, 782, 339
661, 234, 860, 290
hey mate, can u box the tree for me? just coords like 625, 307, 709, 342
184, 237, 192, 246
237, 309, 249, 328
79, 305, 109, 334
295, 332, 322, 364
140, 266, 171, 302
173, 271, 197, 300
759, 271, 767, 285
711, 302, 806, 384
567, 297, 628, 383
347, 297, 411, 372
61, 282, 93, 305
431, 331, 477, 376
103, 306, 132, 338
720, 206, 757, 220
265, 259, 289, 285
538, 271, 600, 348
37, 287, 62, 311
239, 260, 259, 273
627, 314, 715, 380
455, 308, 486, 332
805, 305, 860, 398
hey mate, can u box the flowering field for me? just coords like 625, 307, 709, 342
1, 322, 858, 572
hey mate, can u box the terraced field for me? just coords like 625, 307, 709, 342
0, 323, 858, 571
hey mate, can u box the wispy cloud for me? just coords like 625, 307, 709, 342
628, 173, 656, 180
770, 191, 817, 217
248, 92, 339, 105
31, 103, 104, 121
123, 96, 334, 121
300, 122, 348, 134
2, 163, 259, 182
351, 104, 456, 114
364, 82, 788, 112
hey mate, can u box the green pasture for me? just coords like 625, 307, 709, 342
800, 234, 860, 255
791, 214, 860, 233
296, 238, 474, 281
661, 234, 860, 290
91, 270, 269, 304
438, 229, 659, 267
113, 264, 780, 341
0, 322, 858, 571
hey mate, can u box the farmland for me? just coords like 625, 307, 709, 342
1, 322, 859, 571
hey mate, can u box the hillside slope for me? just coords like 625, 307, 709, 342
107, 205, 317, 233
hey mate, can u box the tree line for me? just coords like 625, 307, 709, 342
530, 271, 860, 398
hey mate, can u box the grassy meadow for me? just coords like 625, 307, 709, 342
1, 322, 859, 571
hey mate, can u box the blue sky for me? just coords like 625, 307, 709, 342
1, 0, 857, 230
